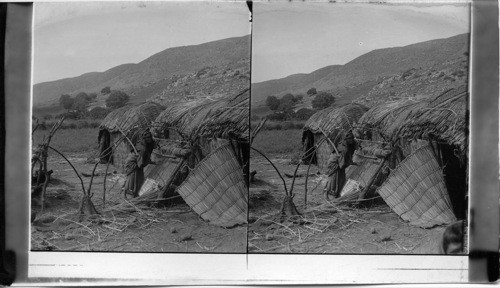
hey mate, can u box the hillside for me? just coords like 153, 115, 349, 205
33, 35, 250, 107
252, 33, 469, 106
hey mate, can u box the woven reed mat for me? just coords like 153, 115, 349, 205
377, 144, 456, 228
177, 144, 247, 227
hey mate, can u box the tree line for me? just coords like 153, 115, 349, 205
264, 87, 336, 121
58, 86, 130, 119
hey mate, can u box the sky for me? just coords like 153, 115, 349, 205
252, 2, 470, 83
33, 2, 250, 84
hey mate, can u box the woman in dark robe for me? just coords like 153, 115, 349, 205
325, 131, 357, 199
123, 130, 155, 198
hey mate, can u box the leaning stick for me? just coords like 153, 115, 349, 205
290, 133, 327, 196
48, 146, 86, 194
116, 126, 138, 155
103, 156, 111, 208
40, 117, 65, 212
356, 158, 386, 203
303, 137, 327, 208
250, 117, 267, 145
250, 146, 289, 196
288, 160, 301, 197
319, 127, 340, 156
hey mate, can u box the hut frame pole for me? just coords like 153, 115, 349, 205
117, 126, 138, 155
319, 127, 340, 156
356, 157, 387, 204
250, 118, 268, 145
158, 158, 186, 201
303, 137, 327, 208
250, 147, 289, 196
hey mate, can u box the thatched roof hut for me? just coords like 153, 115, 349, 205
358, 85, 468, 156
141, 89, 249, 227
153, 88, 249, 141
302, 103, 369, 170
100, 102, 165, 138
357, 84, 468, 223
98, 102, 165, 170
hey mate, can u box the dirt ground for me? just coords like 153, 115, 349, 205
30, 152, 247, 253
248, 155, 448, 254
31, 151, 452, 255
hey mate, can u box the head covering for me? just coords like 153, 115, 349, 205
142, 130, 152, 138
141, 130, 153, 144
344, 130, 354, 141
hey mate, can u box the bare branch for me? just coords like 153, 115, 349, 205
48, 145, 86, 194
250, 117, 267, 145
250, 146, 288, 196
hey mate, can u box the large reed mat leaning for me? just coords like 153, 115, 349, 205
177, 144, 248, 228
377, 144, 457, 228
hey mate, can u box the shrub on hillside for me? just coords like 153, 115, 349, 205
106, 90, 130, 109
311, 91, 335, 110
59, 94, 74, 111
266, 95, 280, 111
101, 86, 111, 95
282, 93, 296, 103
72, 92, 93, 112
307, 88, 317, 95
278, 97, 295, 112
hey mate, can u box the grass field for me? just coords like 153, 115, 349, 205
33, 119, 101, 131
252, 128, 303, 157
251, 120, 305, 131
32, 127, 100, 154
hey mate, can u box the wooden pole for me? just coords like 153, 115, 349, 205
319, 127, 340, 156
356, 158, 386, 204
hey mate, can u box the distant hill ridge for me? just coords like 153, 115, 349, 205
251, 33, 469, 105
33, 35, 250, 107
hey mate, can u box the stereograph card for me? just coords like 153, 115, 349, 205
1, 0, 498, 286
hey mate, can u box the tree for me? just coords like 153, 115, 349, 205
73, 98, 89, 112
75, 92, 90, 102
307, 88, 317, 95
88, 93, 98, 101
59, 94, 74, 111
106, 90, 130, 109
282, 93, 296, 103
278, 95, 295, 112
101, 86, 111, 95
265, 95, 280, 111
311, 91, 335, 110
73, 92, 91, 112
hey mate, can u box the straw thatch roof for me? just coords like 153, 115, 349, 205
100, 102, 165, 136
358, 85, 467, 153
304, 103, 369, 134
153, 89, 249, 140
